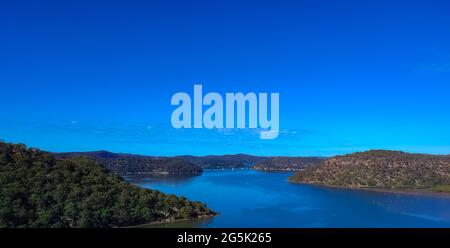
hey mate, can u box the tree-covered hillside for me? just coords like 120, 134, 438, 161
55, 151, 203, 176
289, 150, 450, 191
252, 157, 325, 171
178, 154, 266, 169
0, 142, 215, 228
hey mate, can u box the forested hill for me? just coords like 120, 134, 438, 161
55, 152, 267, 171
289, 150, 450, 192
252, 157, 325, 171
0, 142, 215, 227
55, 151, 202, 176
178, 154, 267, 169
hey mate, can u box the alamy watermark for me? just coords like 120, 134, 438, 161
171, 85, 279, 139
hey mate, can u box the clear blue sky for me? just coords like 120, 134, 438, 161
1, 0, 450, 156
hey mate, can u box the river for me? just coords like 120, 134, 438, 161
126, 169, 450, 227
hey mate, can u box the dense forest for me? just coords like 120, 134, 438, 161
289, 150, 450, 191
179, 154, 266, 169
55, 151, 203, 176
252, 157, 325, 171
56, 152, 266, 172
0, 142, 215, 228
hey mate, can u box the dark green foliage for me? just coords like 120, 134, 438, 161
178, 154, 266, 169
289, 150, 450, 190
56, 152, 266, 171
0, 142, 214, 228
252, 157, 325, 171
55, 151, 203, 176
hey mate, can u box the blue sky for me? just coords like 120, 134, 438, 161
1, 0, 450, 156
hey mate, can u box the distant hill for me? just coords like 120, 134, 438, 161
55, 152, 202, 176
252, 157, 326, 171
289, 150, 450, 192
0, 142, 215, 227
177, 154, 267, 169
55, 152, 266, 174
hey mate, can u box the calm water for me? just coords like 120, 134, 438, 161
126, 169, 450, 227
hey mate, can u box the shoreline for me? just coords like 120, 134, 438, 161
126, 213, 218, 228
288, 180, 450, 198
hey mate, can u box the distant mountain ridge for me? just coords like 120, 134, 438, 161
289, 150, 450, 192
54, 151, 267, 175
55, 151, 202, 176
178, 154, 267, 169
252, 157, 326, 171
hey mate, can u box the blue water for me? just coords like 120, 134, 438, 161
126, 169, 450, 227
